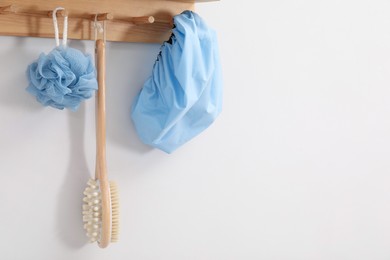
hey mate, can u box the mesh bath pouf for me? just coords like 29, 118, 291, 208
131, 10, 223, 153
26, 7, 97, 111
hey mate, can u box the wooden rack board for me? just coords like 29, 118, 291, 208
0, 0, 218, 43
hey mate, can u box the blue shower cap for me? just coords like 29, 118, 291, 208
27, 47, 97, 111
131, 10, 223, 153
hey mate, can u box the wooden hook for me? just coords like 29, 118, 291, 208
0, 4, 18, 13
47, 9, 69, 17
92, 13, 114, 21
128, 16, 155, 25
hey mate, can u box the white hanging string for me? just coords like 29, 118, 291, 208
94, 14, 106, 44
103, 20, 106, 44
52, 7, 68, 47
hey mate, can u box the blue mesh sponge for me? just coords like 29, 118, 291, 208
27, 47, 97, 111
131, 11, 223, 153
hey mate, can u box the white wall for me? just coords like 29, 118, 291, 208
1, 1, 390, 259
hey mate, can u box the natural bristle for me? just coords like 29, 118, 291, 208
110, 181, 120, 243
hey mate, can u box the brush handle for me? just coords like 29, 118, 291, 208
95, 39, 106, 181
95, 39, 111, 248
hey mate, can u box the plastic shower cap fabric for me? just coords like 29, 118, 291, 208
131, 10, 223, 153
27, 47, 97, 111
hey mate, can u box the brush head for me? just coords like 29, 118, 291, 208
82, 178, 102, 243
82, 178, 120, 245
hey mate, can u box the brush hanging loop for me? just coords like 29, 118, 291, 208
94, 14, 107, 44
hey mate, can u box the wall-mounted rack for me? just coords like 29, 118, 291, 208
0, 0, 218, 43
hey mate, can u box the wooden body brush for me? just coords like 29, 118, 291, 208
82, 39, 119, 248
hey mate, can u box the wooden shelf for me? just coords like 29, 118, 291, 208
0, 0, 219, 43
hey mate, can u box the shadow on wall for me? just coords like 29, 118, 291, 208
68, 39, 87, 53
0, 37, 42, 111
104, 42, 161, 154
56, 40, 90, 249
53, 41, 163, 248
0, 37, 160, 154
56, 103, 91, 249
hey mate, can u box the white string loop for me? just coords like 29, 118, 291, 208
52, 7, 68, 47
94, 14, 106, 44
